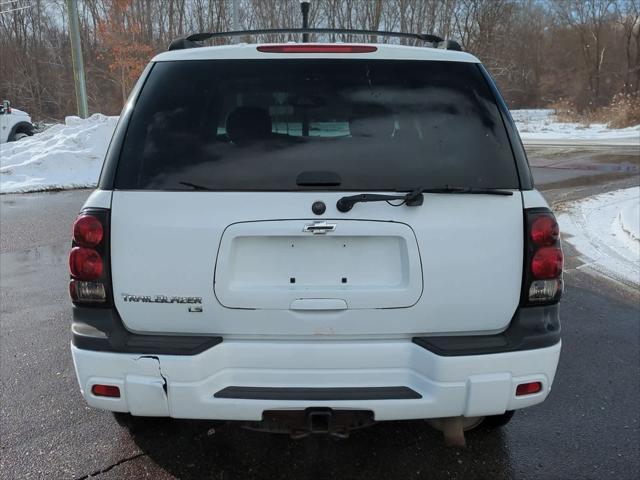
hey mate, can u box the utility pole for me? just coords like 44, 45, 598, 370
231, 0, 240, 43
66, 0, 88, 118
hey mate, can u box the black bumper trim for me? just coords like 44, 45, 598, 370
413, 304, 560, 356
214, 386, 422, 401
72, 307, 222, 355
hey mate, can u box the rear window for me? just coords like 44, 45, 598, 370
115, 59, 519, 191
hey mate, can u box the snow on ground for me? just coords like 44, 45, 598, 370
0, 114, 118, 193
620, 200, 639, 242
512, 109, 640, 142
558, 187, 640, 287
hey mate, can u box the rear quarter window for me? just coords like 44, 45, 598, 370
114, 59, 519, 191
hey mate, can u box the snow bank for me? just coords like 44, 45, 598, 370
558, 187, 640, 287
0, 114, 118, 193
620, 201, 639, 243
512, 109, 640, 142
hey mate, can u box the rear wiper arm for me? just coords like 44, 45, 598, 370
336, 186, 513, 212
336, 188, 423, 212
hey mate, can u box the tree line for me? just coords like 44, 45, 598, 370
1, 0, 639, 122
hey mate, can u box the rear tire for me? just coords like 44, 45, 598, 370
481, 410, 515, 429
11, 132, 29, 141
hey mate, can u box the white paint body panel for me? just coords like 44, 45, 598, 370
81, 189, 112, 210
110, 191, 523, 335
522, 189, 551, 209
72, 340, 561, 420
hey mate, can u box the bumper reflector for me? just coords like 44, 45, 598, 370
91, 384, 121, 398
516, 381, 542, 396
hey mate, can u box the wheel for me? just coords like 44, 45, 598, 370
481, 410, 515, 429
11, 132, 29, 141
112, 412, 170, 433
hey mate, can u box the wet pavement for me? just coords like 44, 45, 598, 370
1, 148, 639, 479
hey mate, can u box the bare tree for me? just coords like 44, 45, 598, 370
555, 0, 616, 108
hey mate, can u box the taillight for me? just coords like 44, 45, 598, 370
73, 215, 104, 247
530, 215, 559, 246
522, 209, 563, 305
69, 247, 103, 280
257, 44, 377, 54
531, 247, 563, 279
69, 209, 110, 305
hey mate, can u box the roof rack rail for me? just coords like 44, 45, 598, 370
167, 28, 462, 52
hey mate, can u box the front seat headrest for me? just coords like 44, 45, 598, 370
226, 106, 272, 145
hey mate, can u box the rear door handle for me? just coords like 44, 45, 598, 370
303, 221, 336, 234
290, 298, 348, 311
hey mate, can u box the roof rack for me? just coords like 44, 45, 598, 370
168, 28, 462, 52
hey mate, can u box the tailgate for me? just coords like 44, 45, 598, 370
110, 191, 523, 336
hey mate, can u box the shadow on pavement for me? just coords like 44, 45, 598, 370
125, 418, 514, 479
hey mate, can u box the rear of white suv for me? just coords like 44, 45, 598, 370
70, 38, 562, 443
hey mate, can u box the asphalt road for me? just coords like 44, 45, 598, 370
1, 155, 639, 479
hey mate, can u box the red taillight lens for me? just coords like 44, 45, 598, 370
69, 247, 103, 280
530, 215, 559, 247
257, 45, 377, 54
523, 209, 563, 305
91, 384, 120, 398
73, 215, 104, 247
516, 381, 542, 396
531, 247, 563, 279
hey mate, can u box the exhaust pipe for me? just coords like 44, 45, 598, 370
427, 416, 470, 447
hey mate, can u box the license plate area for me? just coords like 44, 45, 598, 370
214, 220, 423, 310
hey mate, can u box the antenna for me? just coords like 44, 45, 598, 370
300, 1, 310, 43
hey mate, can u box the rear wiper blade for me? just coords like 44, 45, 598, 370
336, 188, 423, 212
416, 186, 514, 196
179, 181, 213, 191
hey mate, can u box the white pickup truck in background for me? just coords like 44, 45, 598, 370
0, 100, 35, 143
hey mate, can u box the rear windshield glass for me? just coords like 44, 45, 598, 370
115, 59, 519, 191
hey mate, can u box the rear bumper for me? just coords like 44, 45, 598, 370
71, 304, 561, 356
71, 339, 561, 421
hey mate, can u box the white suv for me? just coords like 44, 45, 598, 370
69, 30, 562, 445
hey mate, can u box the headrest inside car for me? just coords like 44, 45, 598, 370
226, 107, 272, 145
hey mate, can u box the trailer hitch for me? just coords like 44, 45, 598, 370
241, 408, 375, 438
